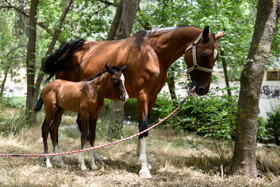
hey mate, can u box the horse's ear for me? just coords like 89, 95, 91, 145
121, 65, 127, 72
203, 26, 210, 39
105, 65, 115, 74
215, 29, 226, 40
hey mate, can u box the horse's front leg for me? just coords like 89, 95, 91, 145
88, 116, 98, 170
136, 92, 153, 178
79, 112, 89, 170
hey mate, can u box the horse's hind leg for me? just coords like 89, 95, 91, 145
42, 117, 52, 168
50, 107, 65, 167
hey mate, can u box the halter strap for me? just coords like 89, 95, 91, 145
185, 32, 214, 74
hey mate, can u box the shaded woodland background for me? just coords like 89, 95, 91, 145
0, 0, 280, 181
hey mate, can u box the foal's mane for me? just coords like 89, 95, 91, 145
85, 66, 123, 82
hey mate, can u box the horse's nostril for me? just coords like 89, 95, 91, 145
198, 87, 205, 95
120, 95, 126, 101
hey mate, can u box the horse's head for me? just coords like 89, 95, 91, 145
184, 26, 225, 96
105, 65, 128, 102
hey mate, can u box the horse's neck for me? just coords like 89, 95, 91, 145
88, 73, 110, 97
148, 27, 201, 70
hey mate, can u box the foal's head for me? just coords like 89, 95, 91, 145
105, 65, 128, 102
184, 26, 225, 96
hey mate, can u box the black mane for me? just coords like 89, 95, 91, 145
85, 66, 123, 82
44, 39, 86, 82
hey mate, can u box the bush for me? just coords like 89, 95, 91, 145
153, 87, 239, 140
124, 99, 138, 122
266, 106, 280, 145
1, 97, 26, 108
123, 96, 173, 124
257, 116, 268, 142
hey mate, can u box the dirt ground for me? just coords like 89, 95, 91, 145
0, 115, 280, 186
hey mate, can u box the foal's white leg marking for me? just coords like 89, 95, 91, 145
46, 157, 52, 168
53, 145, 65, 167
86, 141, 97, 170
214, 49, 218, 59
138, 137, 152, 178
93, 150, 105, 167
79, 152, 87, 170
120, 73, 129, 100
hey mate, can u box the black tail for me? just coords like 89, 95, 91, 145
34, 92, 44, 112
44, 39, 86, 82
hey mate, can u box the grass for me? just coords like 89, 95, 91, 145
0, 107, 280, 186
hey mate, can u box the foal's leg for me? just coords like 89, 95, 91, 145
77, 114, 102, 166
50, 108, 65, 167
78, 112, 89, 170
88, 117, 98, 170
42, 117, 53, 168
135, 92, 154, 178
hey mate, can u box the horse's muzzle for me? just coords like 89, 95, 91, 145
196, 85, 208, 96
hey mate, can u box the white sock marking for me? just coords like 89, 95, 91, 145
53, 145, 65, 167
138, 137, 151, 178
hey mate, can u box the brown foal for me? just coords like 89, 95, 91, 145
35, 65, 127, 170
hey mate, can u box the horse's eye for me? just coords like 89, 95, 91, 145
113, 79, 119, 85
202, 53, 209, 58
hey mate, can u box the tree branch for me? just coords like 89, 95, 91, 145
136, 8, 152, 30
1, 1, 64, 44
96, 0, 116, 7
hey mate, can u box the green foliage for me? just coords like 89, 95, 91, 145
1, 97, 26, 108
124, 98, 138, 122
153, 87, 238, 140
266, 106, 280, 145
257, 116, 268, 142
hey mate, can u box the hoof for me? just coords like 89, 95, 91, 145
46, 159, 52, 168
91, 163, 98, 170
80, 165, 87, 171
53, 156, 65, 168
139, 171, 152, 179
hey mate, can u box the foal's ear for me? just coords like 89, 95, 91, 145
120, 65, 127, 72
203, 26, 210, 39
105, 65, 115, 75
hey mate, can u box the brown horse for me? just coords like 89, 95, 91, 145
42, 26, 225, 178
35, 65, 127, 170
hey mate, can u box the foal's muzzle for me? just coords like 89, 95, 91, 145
120, 94, 128, 103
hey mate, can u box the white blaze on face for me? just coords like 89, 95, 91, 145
120, 73, 129, 100
214, 49, 218, 59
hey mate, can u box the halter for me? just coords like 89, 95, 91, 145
185, 32, 214, 74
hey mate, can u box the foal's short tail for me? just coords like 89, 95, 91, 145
34, 92, 43, 112
43, 38, 86, 82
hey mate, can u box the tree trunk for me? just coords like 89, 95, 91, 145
30, 0, 73, 124
231, 0, 279, 178
167, 66, 177, 106
0, 65, 10, 97
108, 0, 140, 139
107, 0, 123, 40
220, 50, 232, 97
25, 0, 39, 124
